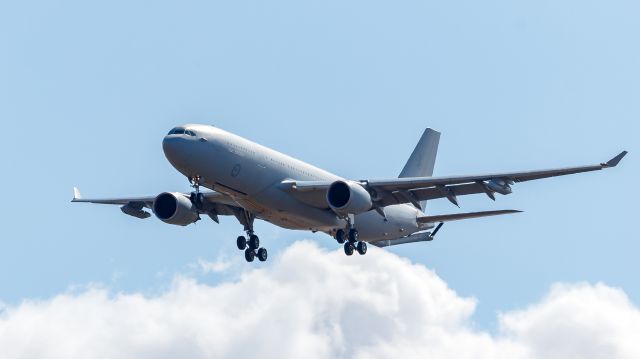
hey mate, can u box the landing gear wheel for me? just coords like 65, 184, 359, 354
348, 229, 359, 243
244, 248, 256, 262
237, 236, 247, 250
356, 241, 367, 255
344, 242, 355, 256
335, 229, 346, 244
257, 247, 268, 262
249, 235, 260, 250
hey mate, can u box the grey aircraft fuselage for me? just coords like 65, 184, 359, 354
163, 124, 425, 242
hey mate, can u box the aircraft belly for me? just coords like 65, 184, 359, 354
234, 187, 342, 231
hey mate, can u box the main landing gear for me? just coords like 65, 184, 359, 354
232, 208, 268, 263
236, 232, 268, 262
187, 175, 267, 263
335, 228, 367, 256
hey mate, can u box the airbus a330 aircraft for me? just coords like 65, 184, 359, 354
73, 125, 627, 262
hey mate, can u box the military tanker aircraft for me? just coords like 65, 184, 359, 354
73, 125, 627, 262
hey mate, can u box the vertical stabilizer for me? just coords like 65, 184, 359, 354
399, 128, 440, 210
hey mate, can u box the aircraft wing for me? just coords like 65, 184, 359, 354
72, 188, 237, 206
72, 188, 154, 206
71, 188, 239, 221
285, 151, 627, 209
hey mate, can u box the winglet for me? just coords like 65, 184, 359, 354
603, 151, 628, 168
72, 187, 82, 201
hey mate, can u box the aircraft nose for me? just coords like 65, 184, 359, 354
162, 135, 176, 156
162, 135, 188, 168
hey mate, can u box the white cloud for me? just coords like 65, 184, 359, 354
499, 283, 640, 359
0, 241, 638, 359
194, 256, 233, 274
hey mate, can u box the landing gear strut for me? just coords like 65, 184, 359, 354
233, 208, 268, 263
186, 176, 266, 263
348, 228, 359, 242
335, 217, 367, 257
189, 175, 204, 210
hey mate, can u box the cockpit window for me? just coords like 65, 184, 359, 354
168, 128, 185, 135
168, 127, 197, 136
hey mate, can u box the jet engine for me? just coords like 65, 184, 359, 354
326, 180, 373, 216
153, 192, 199, 226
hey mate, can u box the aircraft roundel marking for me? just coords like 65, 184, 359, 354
231, 164, 242, 177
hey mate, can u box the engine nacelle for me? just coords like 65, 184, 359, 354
153, 192, 199, 226
326, 180, 373, 216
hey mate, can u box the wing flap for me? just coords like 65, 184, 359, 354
375, 182, 485, 207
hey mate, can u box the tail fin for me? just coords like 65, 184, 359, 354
399, 128, 440, 211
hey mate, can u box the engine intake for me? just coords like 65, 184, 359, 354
327, 180, 372, 216
153, 192, 199, 226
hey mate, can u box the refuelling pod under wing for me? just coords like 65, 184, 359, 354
371, 231, 434, 248
120, 202, 151, 219
326, 180, 373, 216
153, 192, 200, 226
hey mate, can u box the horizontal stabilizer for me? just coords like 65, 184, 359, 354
417, 209, 522, 223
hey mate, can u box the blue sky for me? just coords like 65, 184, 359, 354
1, 0, 638, 333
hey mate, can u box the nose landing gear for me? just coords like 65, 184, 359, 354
189, 175, 205, 211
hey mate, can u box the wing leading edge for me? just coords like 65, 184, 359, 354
71, 187, 156, 206
369, 150, 628, 190
71, 188, 237, 207
285, 151, 627, 208
71, 188, 240, 222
